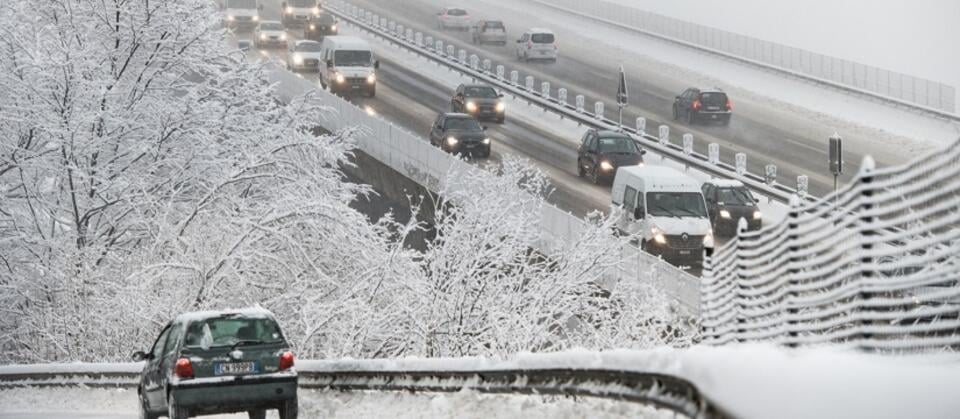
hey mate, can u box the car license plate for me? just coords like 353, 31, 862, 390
215, 362, 257, 375
351, 85, 360, 89
466, 143, 477, 148
711, 114, 718, 119
679, 250, 691, 255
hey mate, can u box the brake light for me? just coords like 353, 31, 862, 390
726, 99, 733, 111
174, 358, 194, 379
526, 41, 532, 49
279, 351, 295, 370
692, 100, 701, 110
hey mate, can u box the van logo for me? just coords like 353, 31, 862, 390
681, 233, 689, 242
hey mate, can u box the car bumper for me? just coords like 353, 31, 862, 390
465, 109, 505, 121
331, 82, 375, 94
257, 39, 287, 47
449, 142, 490, 155
171, 372, 297, 410
227, 20, 258, 29
646, 242, 707, 265
694, 111, 731, 121
715, 218, 762, 236
478, 35, 507, 43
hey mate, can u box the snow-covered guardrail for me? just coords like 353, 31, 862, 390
702, 138, 960, 351
0, 361, 725, 418
325, 0, 814, 204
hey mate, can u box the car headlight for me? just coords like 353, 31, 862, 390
651, 227, 667, 245
482, 138, 491, 145
719, 209, 731, 219
285, 6, 293, 13
703, 231, 715, 248
293, 54, 303, 64
313, 7, 321, 15
446, 136, 458, 146
366, 73, 376, 84
252, 15, 259, 21
465, 101, 478, 112
335, 73, 345, 83
599, 160, 614, 171
495, 102, 505, 112
260, 34, 267, 40
330, 24, 337, 32
753, 210, 762, 220
280, 33, 287, 41
227, 15, 235, 21
309, 24, 316, 30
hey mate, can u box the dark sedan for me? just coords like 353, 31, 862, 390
577, 129, 645, 184
702, 179, 763, 236
450, 83, 505, 123
133, 308, 298, 419
429, 113, 491, 158
303, 12, 337, 41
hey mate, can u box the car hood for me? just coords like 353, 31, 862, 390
601, 153, 643, 167
464, 97, 501, 105
333, 66, 374, 77
445, 130, 487, 141
648, 216, 711, 235
260, 30, 286, 37
716, 203, 759, 219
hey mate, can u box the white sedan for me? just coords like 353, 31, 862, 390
253, 21, 288, 49
287, 40, 324, 72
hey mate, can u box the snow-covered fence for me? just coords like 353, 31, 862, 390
267, 62, 700, 314
325, 0, 807, 203
702, 139, 960, 351
524, 0, 957, 118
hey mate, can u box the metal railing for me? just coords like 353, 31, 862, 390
0, 362, 727, 418
325, 0, 814, 204
525, 0, 958, 119
702, 138, 960, 351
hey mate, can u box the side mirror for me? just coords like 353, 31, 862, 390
131, 351, 149, 361
326, 59, 333, 68
373, 60, 380, 69
675, 95, 681, 100
633, 207, 645, 220
482, 126, 488, 131
498, 93, 504, 98
516, 39, 523, 43
640, 149, 647, 155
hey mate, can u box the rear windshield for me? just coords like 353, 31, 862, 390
334, 50, 372, 66
531, 33, 555, 43
184, 316, 284, 349
296, 42, 323, 52
260, 22, 283, 31
484, 21, 504, 29
597, 136, 638, 154
700, 92, 728, 106
445, 117, 482, 131
228, 0, 257, 8
464, 86, 497, 98
447, 8, 468, 16
716, 187, 755, 206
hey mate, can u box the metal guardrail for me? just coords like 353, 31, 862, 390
0, 363, 728, 418
325, 0, 810, 204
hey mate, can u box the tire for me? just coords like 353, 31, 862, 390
672, 104, 679, 120
577, 160, 585, 177
168, 394, 189, 419
480, 146, 491, 159
248, 409, 266, 419
367, 88, 376, 98
590, 167, 600, 184
721, 116, 731, 126
640, 239, 647, 252
686, 110, 695, 125
279, 398, 298, 419
138, 392, 156, 419
497, 116, 505, 124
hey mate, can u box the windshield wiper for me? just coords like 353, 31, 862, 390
652, 204, 679, 218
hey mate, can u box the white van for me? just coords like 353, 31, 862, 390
515, 28, 558, 63
222, 0, 261, 30
319, 36, 380, 97
612, 165, 714, 266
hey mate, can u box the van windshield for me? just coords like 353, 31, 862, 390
334, 50, 372, 67
646, 192, 707, 218
227, 0, 256, 9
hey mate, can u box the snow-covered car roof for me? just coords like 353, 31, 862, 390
174, 306, 276, 324
706, 179, 746, 188
527, 28, 555, 34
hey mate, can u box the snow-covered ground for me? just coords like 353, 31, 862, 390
0, 387, 668, 418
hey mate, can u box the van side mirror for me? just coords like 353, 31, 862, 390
326, 59, 333, 68
131, 351, 150, 361
498, 92, 504, 98
641, 149, 647, 155
633, 207, 645, 220
482, 126, 488, 131
374, 60, 380, 69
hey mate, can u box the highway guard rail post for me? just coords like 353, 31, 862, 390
0, 362, 729, 419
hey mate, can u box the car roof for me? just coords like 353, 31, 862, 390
707, 179, 747, 188
442, 112, 475, 119
258, 20, 282, 26
295, 40, 321, 47
323, 36, 371, 49
596, 129, 632, 138
462, 83, 495, 89
618, 165, 701, 192
527, 28, 555, 34
174, 306, 276, 324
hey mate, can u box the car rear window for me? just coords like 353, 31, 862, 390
531, 33, 555, 43
700, 92, 728, 106
184, 316, 284, 349
484, 21, 504, 29
447, 8, 467, 16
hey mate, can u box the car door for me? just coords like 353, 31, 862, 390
677, 89, 692, 116
702, 184, 717, 222
584, 132, 599, 173
143, 324, 172, 409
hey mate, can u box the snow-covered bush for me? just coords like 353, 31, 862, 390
0, 0, 691, 363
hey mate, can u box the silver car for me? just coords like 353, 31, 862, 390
471, 20, 507, 45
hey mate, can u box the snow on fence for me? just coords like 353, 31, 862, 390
267, 63, 700, 314
526, 0, 957, 118
702, 139, 960, 351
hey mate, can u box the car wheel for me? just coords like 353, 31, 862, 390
138, 392, 156, 419
672, 104, 678, 120
279, 398, 299, 419
590, 167, 600, 184
481, 146, 491, 158
168, 394, 189, 419
497, 116, 505, 124
367, 88, 376, 98
640, 239, 647, 252
248, 409, 266, 419
577, 160, 585, 177
686, 110, 695, 125
721, 116, 731, 126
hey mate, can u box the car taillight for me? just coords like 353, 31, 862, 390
692, 100, 701, 110
279, 351, 295, 370
726, 99, 733, 111
174, 358, 194, 379
526, 41, 532, 49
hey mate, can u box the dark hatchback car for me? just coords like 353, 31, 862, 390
577, 129, 645, 184
673, 88, 732, 125
430, 113, 491, 158
451, 83, 506, 123
133, 308, 298, 419
702, 179, 762, 236
303, 12, 337, 41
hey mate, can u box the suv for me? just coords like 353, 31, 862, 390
437, 7, 471, 31
253, 21, 288, 49
471, 20, 507, 45
304, 12, 337, 41
577, 129, 645, 184
673, 88, 732, 125
133, 308, 298, 419
280, 0, 320, 27
429, 113, 491, 158
223, 0, 261, 31
515, 29, 557, 63
701, 179, 762, 237
451, 83, 506, 123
